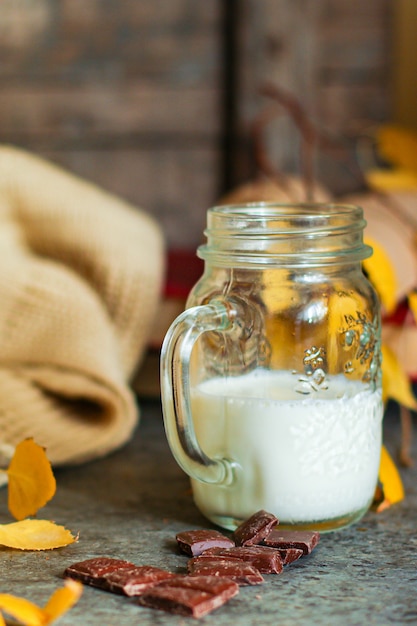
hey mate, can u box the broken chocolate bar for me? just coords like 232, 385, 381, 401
137, 575, 239, 618
263, 529, 320, 555
232, 509, 278, 546
64, 558, 174, 596
188, 556, 264, 585
198, 545, 283, 574
176, 529, 234, 556
278, 548, 304, 565
104, 565, 175, 596
64, 557, 136, 588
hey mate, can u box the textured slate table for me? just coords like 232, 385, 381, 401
1, 399, 416, 625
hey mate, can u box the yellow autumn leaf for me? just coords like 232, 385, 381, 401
0, 594, 45, 626
7, 439, 56, 521
0, 579, 82, 626
0, 519, 76, 550
366, 167, 417, 191
43, 579, 83, 624
375, 124, 417, 173
381, 343, 417, 409
376, 445, 405, 513
363, 237, 398, 314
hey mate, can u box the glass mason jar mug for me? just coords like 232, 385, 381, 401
160, 203, 383, 532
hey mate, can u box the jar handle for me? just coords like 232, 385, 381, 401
160, 298, 239, 486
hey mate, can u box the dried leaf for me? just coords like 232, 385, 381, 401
375, 124, 417, 173
0, 579, 82, 626
381, 343, 417, 410
43, 579, 83, 623
376, 445, 405, 513
0, 594, 45, 626
366, 167, 417, 191
0, 519, 76, 550
363, 237, 398, 314
7, 439, 56, 521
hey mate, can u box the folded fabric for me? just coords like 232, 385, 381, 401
0, 146, 165, 465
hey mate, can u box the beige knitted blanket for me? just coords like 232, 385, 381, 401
0, 146, 165, 466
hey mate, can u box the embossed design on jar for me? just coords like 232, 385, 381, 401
295, 345, 328, 394
340, 313, 381, 384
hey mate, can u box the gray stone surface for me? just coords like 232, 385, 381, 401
0, 399, 415, 625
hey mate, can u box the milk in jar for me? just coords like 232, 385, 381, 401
191, 369, 383, 528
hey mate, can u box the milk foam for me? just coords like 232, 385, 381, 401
190, 369, 383, 524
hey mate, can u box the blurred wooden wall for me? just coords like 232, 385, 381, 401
0, 0, 392, 249
392, 0, 417, 131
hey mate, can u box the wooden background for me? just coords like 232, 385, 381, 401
0, 0, 392, 249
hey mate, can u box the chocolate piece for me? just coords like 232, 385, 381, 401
176, 529, 234, 557
263, 529, 320, 555
137, 575, 239, 618
104, 565, 175, 596
198, 545, 283, 574
232, 510, 278, 546
279, 548, 304, 565
64, 557, 135, 588
156, 575, 239, 596
188, 556, 264, 586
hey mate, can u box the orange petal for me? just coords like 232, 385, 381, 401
7, 439, 56, 521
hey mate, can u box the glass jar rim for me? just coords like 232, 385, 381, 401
207, 202, 365, 231
198, 202, 372, 267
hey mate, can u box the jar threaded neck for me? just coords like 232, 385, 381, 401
198, 203, 372, 267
